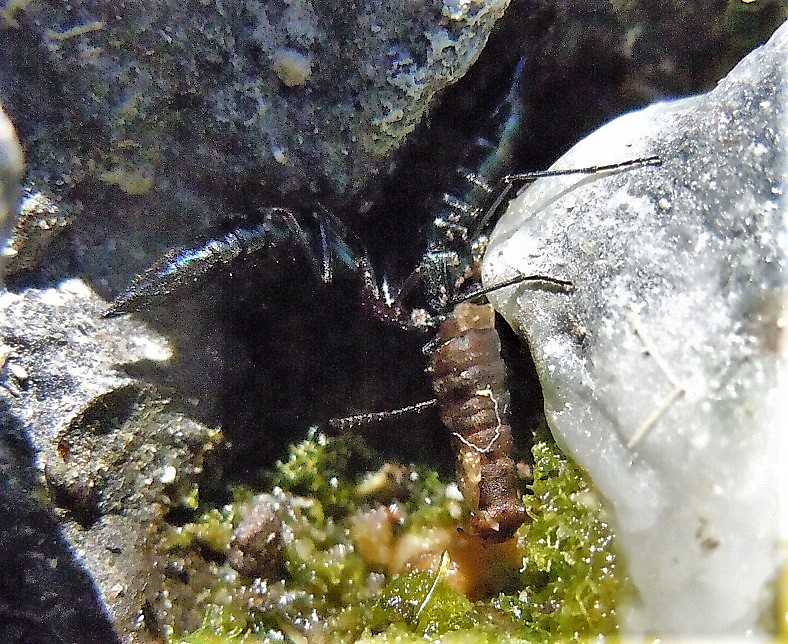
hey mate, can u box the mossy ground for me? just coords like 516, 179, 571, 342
161, 430, 625, 643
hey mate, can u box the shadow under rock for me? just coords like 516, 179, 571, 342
110, 247, 451, 483
0, 401, 119, 643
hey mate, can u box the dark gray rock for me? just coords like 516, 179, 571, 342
0, 280, 220, 641
1, 191, 72, 276
0, 0, 507, 279
484, 19, 787, 636
0, 407, 120, 644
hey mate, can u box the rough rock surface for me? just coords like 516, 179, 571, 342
0, 0, 508, 274
484, 20, 787, 636
0, 408, 120, 642
0, 280, 220, 640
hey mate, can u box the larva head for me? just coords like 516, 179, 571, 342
469, 503, 526, 543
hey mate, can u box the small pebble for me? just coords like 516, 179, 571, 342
272, 49, 312, 87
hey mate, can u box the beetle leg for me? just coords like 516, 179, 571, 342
103, 207, 312, 317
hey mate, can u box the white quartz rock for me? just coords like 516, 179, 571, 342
0, 103, 23, 256
483, 21, 787, 636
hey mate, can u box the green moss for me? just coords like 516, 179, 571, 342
166, 434, 625, 643
724, 0, 787, 41
403, 467, 460, 530
371, 553, 472, 637
174, 605, 258, 643
273, 430, 372, 519
159, 506, 236, 555
284, 514, 371, 608
514, 441, 623, 637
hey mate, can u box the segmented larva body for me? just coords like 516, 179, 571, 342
428, 301, 525, 542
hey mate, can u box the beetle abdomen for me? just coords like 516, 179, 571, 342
428, 301, 525, 542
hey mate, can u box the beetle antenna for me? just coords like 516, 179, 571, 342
470, 155, 662, 240
452, 273, 573, 306
327, 399, 437, 432
504, 155, 661, 185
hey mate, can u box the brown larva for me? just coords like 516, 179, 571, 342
428, 301, 525, 541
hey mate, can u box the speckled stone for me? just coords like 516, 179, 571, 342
0, 279, 220, 639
